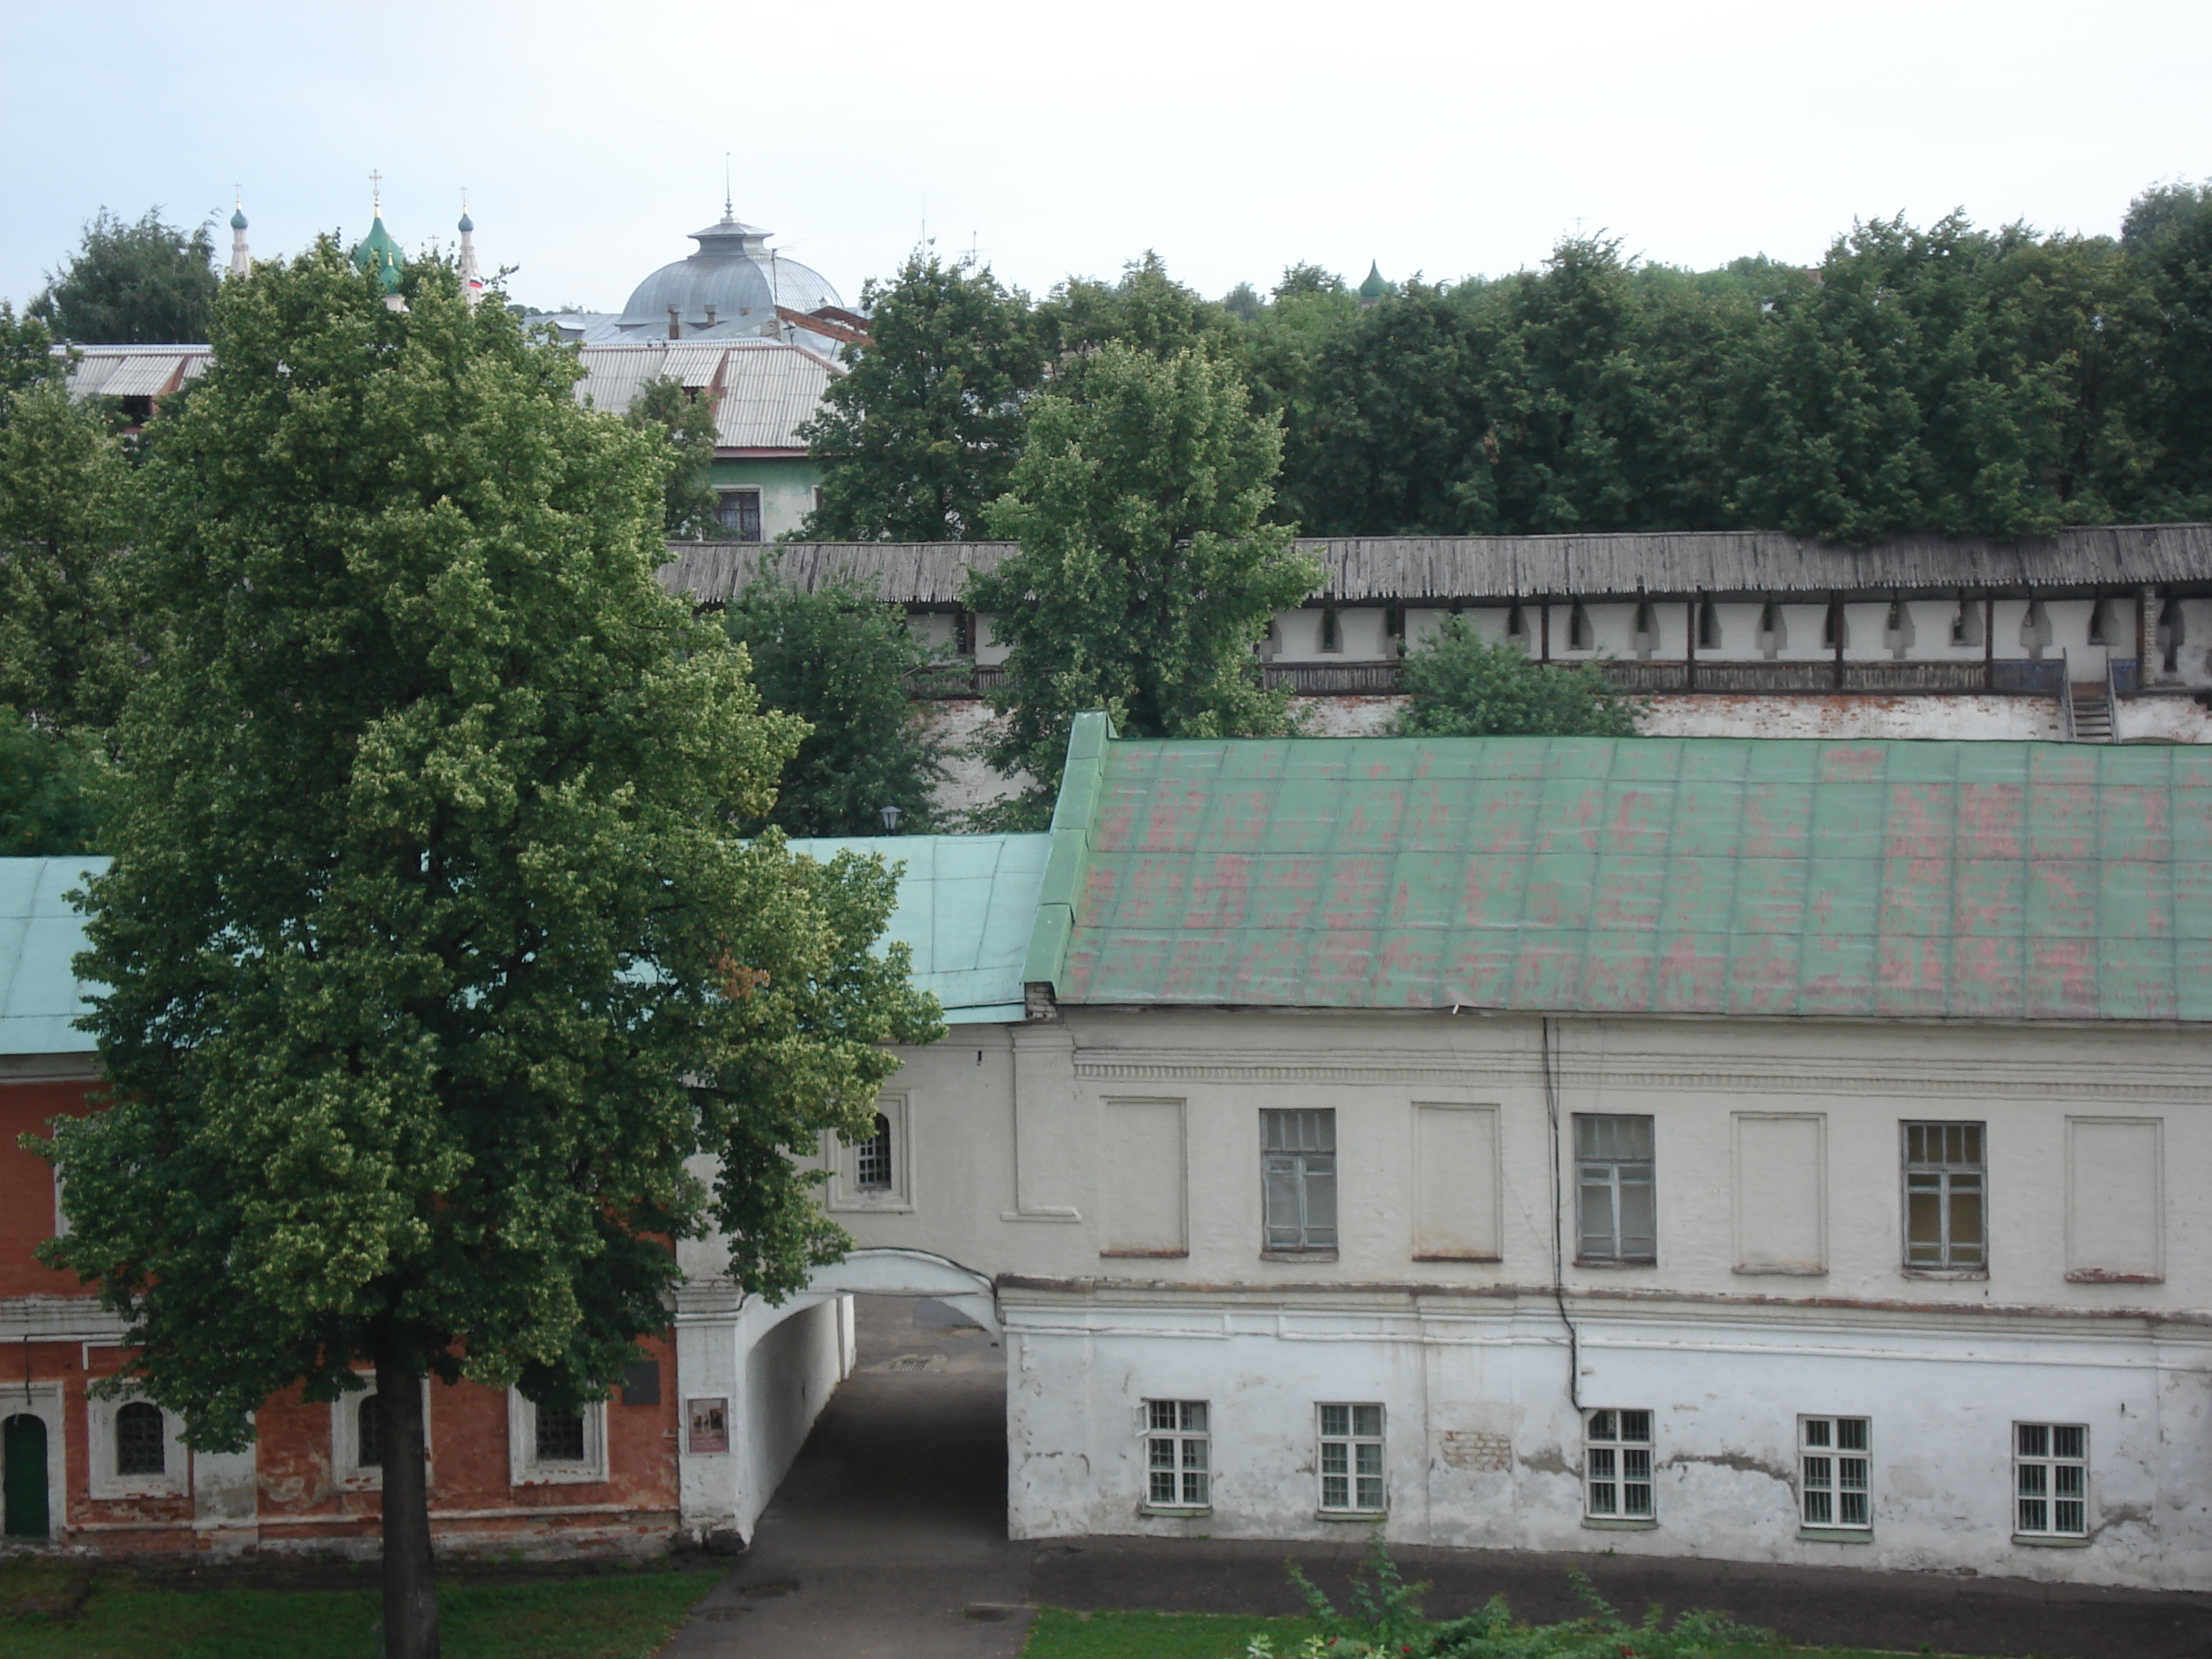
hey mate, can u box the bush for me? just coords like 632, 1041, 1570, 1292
1393, 617, 1643, 739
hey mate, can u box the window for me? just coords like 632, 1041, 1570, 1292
1584, 1409, 1653, 1520
508, 1390, 608, 1485
1144, 1401, 1210, 1510
115, 1402, 165, 1476
357, 1397, 383, 1468
713, 489, 762, 542
855, 1113, 892, 1190
1903, 1121, 1985, 1272
826, 1093, 910, 1210
1800, 1416, 1870, 1529
1575, 1114, 1655, 1265
1262, 1108, 1337, 1255
1318, 1404, 1386, 1514
536, 1407, 587, 1463
2015, 1424, 2087, 1539
1567, 602, 1592, 650
1319, 606, 1342, 654
1697, 601, 1720, 650
1822, 602, 1848, 650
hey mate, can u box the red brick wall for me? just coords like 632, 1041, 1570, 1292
0, 1079, 100, 1299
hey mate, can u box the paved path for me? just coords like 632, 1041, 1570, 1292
664, 1296, 2211, 1659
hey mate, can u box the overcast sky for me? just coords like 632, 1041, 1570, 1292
5, 0, 2207, 319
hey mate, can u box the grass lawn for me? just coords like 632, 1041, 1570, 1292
1019, 1607, 1973, 1659
0, 1556, 712, 1659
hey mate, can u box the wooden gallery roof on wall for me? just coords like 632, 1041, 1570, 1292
657, 524, 2212, 609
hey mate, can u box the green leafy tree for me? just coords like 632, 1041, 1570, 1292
1, 301, 67, 401
2123, 178, 2212, 512
0, 379, 139, 728
721, 568, 954, 834
799, 251, 1042, 540
0, 711, 109, 855
30, 207, 221, 344
1393, 615, 1643, 738
1035, 251, 1240, 381
967, 342, 1321, 823
621, 372, 720, 537
35, 240, 940, 1658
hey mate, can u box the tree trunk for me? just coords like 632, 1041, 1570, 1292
376, 1343, 440, 1659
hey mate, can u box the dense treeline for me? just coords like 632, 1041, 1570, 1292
803, 182, 2212, 544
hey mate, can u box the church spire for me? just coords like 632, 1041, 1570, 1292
228, 190, 251, 280
457, 189, 482, 306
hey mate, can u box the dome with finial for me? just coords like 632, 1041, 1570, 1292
230, 203, 248, 231
615, 203, 840, 334
1358, 261, 1389, 302
352, 214, 404, 293
458, 209, 474, 234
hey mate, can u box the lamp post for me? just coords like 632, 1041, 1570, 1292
878, 804, 903, 833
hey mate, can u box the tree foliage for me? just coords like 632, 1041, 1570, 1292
966, 342, 1320, 823
621, 373, 720, 538
30, 207, 221, 344
0, 710, 109, 855
720, 568, 954, 835
1393, 616, 1643, 738
0, 379, 139, 729
799, 251, 1042, 540
35, 240, 939, 1657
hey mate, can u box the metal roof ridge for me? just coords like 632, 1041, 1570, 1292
1022, 712, 1117, 993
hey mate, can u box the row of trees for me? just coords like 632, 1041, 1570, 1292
802, 181, 2212, 547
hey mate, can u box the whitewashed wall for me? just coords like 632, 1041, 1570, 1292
793, 1011, 2212, 1586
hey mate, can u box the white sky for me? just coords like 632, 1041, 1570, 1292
5, 0, 2207, 317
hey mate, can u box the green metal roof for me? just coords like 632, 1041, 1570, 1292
0, 858, 105, 1055
1035, 717, 2212, 1022
351, 215, 404, 292
786, 834, 1049, 1024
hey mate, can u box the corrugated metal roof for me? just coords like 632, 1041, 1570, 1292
1034, 716, 2212, 1023
661, 525, 2212, 608
571, 340, 833, 452
785, 833, 1049, 1023
0, 858, 105, 1055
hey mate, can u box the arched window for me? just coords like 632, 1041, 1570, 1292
115, 1402, 165, 1476
357, 1396, 383, 1468
856, 1112, 893, 1191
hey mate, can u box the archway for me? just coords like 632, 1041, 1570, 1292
3, 1413, 49, 1538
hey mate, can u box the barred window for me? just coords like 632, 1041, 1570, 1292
536, 1406, 587, 1463
1262, 1109, 1337, 1254
2015, 1423, 2087, 1538
1585, 1409, 1653, 1519
1145, 1400, 1210, 1509
1903, 1122, 1985, 1271
1318, 1404, 1385, 1514
115, 1401, 166, 1476
855, 1112, 893, 1190
1575, 1114, 1655, 1264
1800, 1415, 1870, 1529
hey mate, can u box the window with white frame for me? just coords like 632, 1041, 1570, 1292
826, 1093, 910, 1210
1575, 1114, 1655, 1264
507, 1390, 608, 1485
1584, 1409, 1654, 1520
1903, 1121, 1985, 1272
1799, 1415, 1870, 1529
1144, 1400, 1210, 1510
1318, 1403, 1386, 1514
2015, 1423, 2087, 1539
331, 1379, 431, 1489
1262, 1108, 1337, 1254
86, 1393, 186, 1500
712, 489, 762, 542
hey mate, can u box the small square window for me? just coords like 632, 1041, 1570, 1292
1584, 1409, 1654, 1519
714, 489, 763, 542
1800, 1415, 1871, 1529
508, 1390, 608, 1485
1318, 1403, 1386, 1514
1144, 1400, 1210, 1510
2015, 1423, 2088, 1539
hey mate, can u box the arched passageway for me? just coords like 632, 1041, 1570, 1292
3, 1412, 50, 1538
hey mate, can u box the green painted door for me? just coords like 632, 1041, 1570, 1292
3, 1413, 49, 1537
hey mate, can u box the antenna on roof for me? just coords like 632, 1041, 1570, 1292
723, 152, 734, 223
